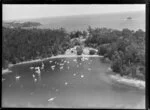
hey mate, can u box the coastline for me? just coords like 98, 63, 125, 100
14, 54, 103, 65
107, 67, 145, 90
3, 54, 103, 67
2, 54, 103, 75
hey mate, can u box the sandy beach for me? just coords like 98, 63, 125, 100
107, 67, 145, 90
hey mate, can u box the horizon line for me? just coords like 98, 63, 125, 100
3, 10, 145, 22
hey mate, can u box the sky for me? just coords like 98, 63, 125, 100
3, 4, 145, 21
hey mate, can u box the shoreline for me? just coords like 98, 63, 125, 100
107, 67, 145, 90
2, 54, 103, 75
4, 54, 103, 67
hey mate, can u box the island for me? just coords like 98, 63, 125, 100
3, 21, 41, 28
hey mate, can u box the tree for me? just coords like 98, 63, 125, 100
2, 27, 70, 67
89, 49, 96, 55
76, 46, 83, 55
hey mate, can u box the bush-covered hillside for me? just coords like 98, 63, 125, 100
85, 27, 145, 80
2, 27, 71, 68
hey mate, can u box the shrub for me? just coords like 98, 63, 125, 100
98, 46, 107, 55
89, 49, 96, 55
76, 46, 83, 55
111, 59, 122, 73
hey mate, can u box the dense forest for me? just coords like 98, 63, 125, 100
2, 26, 145, 80
2, 27, 71, 67
85, 27, 145, 80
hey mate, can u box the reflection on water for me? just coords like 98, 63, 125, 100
2, 57, 145, 108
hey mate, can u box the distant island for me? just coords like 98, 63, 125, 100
2, 21, 41, 28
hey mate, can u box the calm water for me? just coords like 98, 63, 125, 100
19, 11, 145, 32
2, 56, 145, 108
